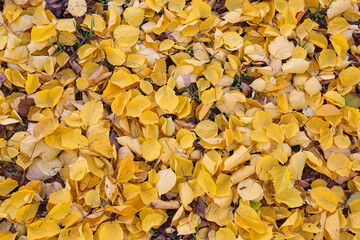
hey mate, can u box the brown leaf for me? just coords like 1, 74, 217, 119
174, 119, 196, 131
18, 98, 35, 117
69, 59, 82, 76
241, 82, 251, 96
193, 197, 207, 218
0, 71, 5, 88
0, 125, 7, 140
44, 0, 66, 18
89, 65, 104, 81
323, 146, 351, 159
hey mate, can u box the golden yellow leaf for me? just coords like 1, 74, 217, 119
194, 120, 218, 139
69, 156, 89, 181
310, 187, 338, 212
85, 189, 101, 208
27, 218, 60, 240
216, 228, 236, 240
155, 86, 179, 113
80, 100, 104, 127
270, 165, 291, 193
178, 182, 194, 207
327, 153, 351, 177
25, 74, 40, 94
140, 182, 158, 204
223, 146, 250, 171
114, 25, 140, 47
275, 189, 304, 208
34, 86, 63, 108
126, 95, 151, 117
97, 221, 124, 240
142, 139, 162, 161
105, 47, 125, 66
31, 23, 56, 42
197, 170, 217, 198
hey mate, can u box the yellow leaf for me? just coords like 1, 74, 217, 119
265, 123, 285, 144
159, 39, 175, 51
117, 154, 135, 182
126, 95, 151, 117
25, 74, 40, 94
324, 91, 345, 107
327, 0, 351, 19
202, 149, 222, 175
139, 110, 159, 125
339, 67, 360, 87
309, 33, 328, 49
325, 211, 340, 240
222, 32, 243, 50
105, 47, 125, 66
111, 92, 131, 116
123, 7, 145, 27
16, 203, 38, 224
0, 178, 18, 196
194, 120, 218, 139
315, 104, 341, 116
34, 86, 63, 108
141, 212, 164, 232
327, 153, 351, 177
114, 25, 139, 47
270, 165, 291, 193
77, 44, 97, 60
275, 188, 304, 208
282, 58, 310, 73
223, 146, 250, 171
327, 17, 350, 35
330, 34, 349, 60
27, 218, 60, 240
0, 231, 17, 240
48, 202, 70, 220
155, 86, 179, 113
97, 222, 124, 240
304, 76, 322, 96
58, 226, 82, 240
69, 156, 89, 181
141, 139, 162, 161
288, 151, 306, 180
216, 228, 236, 240
80, 100, 104, 127
67, 0, 87, 17
156, 168, 177, 195
168, 0, 185, 12
34, 118, 59, 140
309, 187, 338, 212
237, 178, 263, 201
85, 189, 101, 208
140, 182, 158, 204
178, 182, 194, 207
61, 128, 88, 149
302, 222, 320, 233
268, 35, 294, 59
197, 170, 217, 198
31, 23, 56, 42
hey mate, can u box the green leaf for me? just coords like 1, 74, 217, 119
345, 92, 360, 108
250, 201, 261, 210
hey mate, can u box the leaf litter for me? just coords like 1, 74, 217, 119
0, 0, 360, 239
